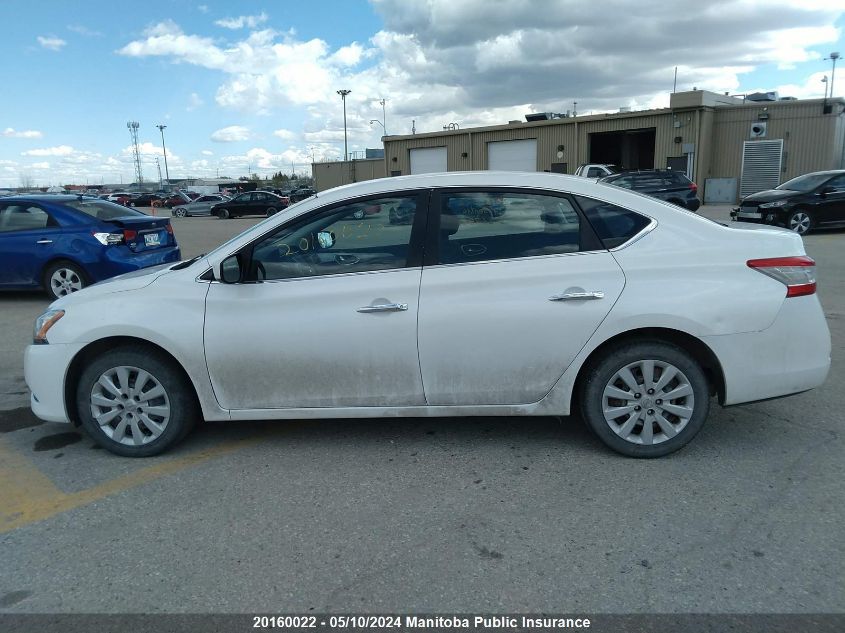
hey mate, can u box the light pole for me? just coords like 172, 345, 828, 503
822, 75, 829, 101
379, 98, 387, 136
337, 89, 351, 161
369, 119, 385, 137
309, 146, 316, 163
156, 124, 170, 184
825, 52, 840, 99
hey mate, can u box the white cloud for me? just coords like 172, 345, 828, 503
67, 24, 102, 37
214, 12, 269, 30
197, 5, 209, 14
37, 36, 66, 51
201, 149, 214, 156
187, 92, 204, 111
272, 129, 296, 140
22, 145, 74, 157
210, 126, 252, 142
31, 162, 50, 169
2, 128, 43, 139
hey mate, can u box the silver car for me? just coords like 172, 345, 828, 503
172, 194, 231, 218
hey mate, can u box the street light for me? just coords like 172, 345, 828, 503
336, 89, 351, 161
822, 75, 829, 101
369, 119, 385, 136
156, 124, 170, 184
379, 98, 387, 136
826, 52, 840, 100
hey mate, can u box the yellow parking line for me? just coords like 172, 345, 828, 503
0, 435, 262, 534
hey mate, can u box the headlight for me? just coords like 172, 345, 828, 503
759, 200, 788, 209
33, 310, 65, 344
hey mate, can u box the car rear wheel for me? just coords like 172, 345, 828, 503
266, 207, 277, 217
173, 207, 187, 218
786, 209, 813, 235
216, 208, 230, 219
76, 346, 199, 457
43, 261, 87, 299
579, 341, 709, 458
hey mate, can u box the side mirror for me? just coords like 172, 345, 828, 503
317, 231, 335, 249
219, 254, 242, 284
820, 186, 835, 196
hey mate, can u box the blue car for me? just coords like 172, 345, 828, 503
0, 195, 181, 299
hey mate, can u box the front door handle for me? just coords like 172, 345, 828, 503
357, 303, 408, 313
549, 291, 605, 301
36, 239, 53, 244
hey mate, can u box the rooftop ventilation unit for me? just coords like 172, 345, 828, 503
746, 91, 778, 102
525, 112, 552, 122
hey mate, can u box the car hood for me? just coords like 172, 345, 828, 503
742, 189, 799, 203
49, 263, 175, 309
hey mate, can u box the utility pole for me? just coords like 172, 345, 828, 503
156, 124, 170, 184
126, 121, 142, 185
337, 89, 351, 160
155, 157, 163, 189
826, 52, 840, 100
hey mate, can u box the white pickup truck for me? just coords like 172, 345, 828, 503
574, 164, 621, 178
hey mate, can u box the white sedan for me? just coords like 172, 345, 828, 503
25, 172, 831, 457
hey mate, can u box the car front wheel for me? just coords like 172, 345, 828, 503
786, 209, 813, 235
579, 341, 710, 458
266, 207, 277, 217
216, 208, 230, 219
173, 207, 187, 218
76, 346, 199, 457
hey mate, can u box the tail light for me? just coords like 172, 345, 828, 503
689, 182, 698, 194
747, 256, 816, 297
92, 229, 138, 246
164, 223, 173, 235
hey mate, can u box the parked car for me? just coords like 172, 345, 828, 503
0, 195, 180, 299
24, 173, 830, 458
162, 192, 191, 208
599, 170, 701, 211
172, 194, 231, 218
575, 164, 621, 178
289, 187, 316, 202
210, 191, 288, 219
129, 193, 164, 208
730, 170, 845, 235
106, 192, 136, 206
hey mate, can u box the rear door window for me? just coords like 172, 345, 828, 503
0, 204, 56, 232
434, 191, 583, 265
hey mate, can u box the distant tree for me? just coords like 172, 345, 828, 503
19, 173, 34, 189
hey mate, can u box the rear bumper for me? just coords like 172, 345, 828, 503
87, 246, 181, 282
702, 295, 831, 405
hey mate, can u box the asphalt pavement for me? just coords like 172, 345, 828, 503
0, 205, 842, 614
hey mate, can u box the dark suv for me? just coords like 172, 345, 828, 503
730, 170, 845, 235
599, 170, 700, 212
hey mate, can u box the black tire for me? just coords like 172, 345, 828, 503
216, 208, 230, 219
75, 345, 199, 457
266, 207, 277, 218
129, 202, 137, 207
173, 207, 187, 218
43, 260, 88, 300
786, 208, 813, 235
579, 340, 710, 458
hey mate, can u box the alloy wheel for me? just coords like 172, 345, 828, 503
601, 359, 695, 446
788, 211, 811, 234
50, 268, 83, 297
89, 365, 171, 446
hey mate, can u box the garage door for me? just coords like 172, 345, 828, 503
487, 139, 537, 171
410, 147, 447, 174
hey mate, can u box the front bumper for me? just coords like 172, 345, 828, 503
730, 207, 786, 225
24, 343, 86, 423
702, 295, 831, 405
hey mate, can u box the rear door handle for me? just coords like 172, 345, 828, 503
36, 239, 53, 244
357, 303, 408, 313
549, 291, 605, 301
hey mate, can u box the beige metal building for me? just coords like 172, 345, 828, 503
313, 90, 845, 203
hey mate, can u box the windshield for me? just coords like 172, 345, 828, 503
776, 173, 830, 192
64, 200, 146, 219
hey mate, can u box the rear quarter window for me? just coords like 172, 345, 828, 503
574, 195, 651, 249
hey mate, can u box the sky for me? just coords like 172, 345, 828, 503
1, 0, 843, 188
